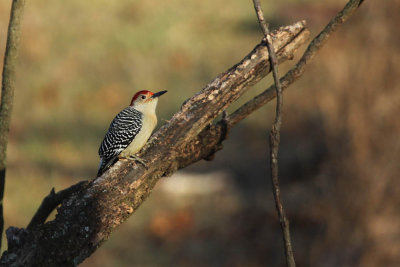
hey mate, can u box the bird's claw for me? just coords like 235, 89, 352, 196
128, 155, 148, 169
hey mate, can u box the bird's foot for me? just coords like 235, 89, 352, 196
127, 155, 148, 169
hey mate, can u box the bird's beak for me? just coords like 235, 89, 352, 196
152, 90, 167, 98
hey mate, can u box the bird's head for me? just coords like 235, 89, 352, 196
130, 90, 167, 112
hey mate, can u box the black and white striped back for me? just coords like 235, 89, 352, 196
97, 107, 143, 176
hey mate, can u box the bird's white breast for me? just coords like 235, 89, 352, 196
119, 111, 157, 157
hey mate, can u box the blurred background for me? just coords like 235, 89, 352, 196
1, 0, 399, 266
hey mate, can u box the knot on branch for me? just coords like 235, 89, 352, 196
204, 111, 230, 161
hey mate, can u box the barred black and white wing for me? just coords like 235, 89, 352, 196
97, 107, 143, 176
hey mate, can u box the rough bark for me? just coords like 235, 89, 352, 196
0, 21, 309, 266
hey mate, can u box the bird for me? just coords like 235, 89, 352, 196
97, 90, 167, 176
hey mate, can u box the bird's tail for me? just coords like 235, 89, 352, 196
97, 156, 119, 177
97, 159, 106, 177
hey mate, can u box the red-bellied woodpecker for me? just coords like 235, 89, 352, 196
97, 90, 167, 176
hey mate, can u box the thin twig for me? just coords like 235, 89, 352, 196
231, 0, 365, 128
27, 181, 88, 229
243, 0, 364, 265
0, 0, 365, 261
1, 21, 310, 265
252, 0, 295, 266
0, 0, 26, 250
252, 0, 269, 36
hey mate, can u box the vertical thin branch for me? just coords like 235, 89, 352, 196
252, 0, 296, 266
252, 0, 269, 36
0, 0, 26, 250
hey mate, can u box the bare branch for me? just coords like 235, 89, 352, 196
0, 0, 365, 263
252, 0, 295, 266
0, 0, 26, 250
230, 0, 365, 127
0, 22, 309, 266
27, 181, 89, 230
185, 0, 365, 181
252, 0, 269, 36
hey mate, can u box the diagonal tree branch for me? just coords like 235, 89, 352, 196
0, 0, 26, 251
229, 0, 365, 126
27, 181, 89, 230
0, 0, 364, 264
252, 0, 295, 266
0, 21, 309, 266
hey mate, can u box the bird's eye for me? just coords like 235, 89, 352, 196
141, 95, 146, 99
